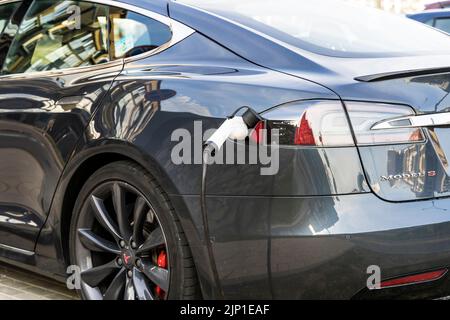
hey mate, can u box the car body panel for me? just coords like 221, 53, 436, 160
114, 0, 169, 16
38, 31, 356, 295
0, 63, 122, 251
319, 72, 450, 202
0, 0, 124, 252
170, 0, 450, 203
0, 0, 449, 300
170, 1, 450, 79
169, 0, 334, 77
269, 193, 450, 299
180, 191, 450, 299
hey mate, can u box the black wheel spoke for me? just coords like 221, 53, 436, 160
136, 226, 165, 254
124, 276, 135, 300
141, 261, 169, 292
81, 260, 120, 288
112, 183, 131, 240
103, 268, 126, 300
76, 180, 171, 300
78, 229, 120, 254
133, 196, 147, 244
90, 195, 121, 240
133, 270, 154, 300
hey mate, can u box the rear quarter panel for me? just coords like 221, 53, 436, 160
41, 32, 365, 298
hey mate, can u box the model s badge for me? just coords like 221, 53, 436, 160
381, 171, 437, 182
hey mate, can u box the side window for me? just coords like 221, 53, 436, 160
0, 1, 22, 68
0, 2, 19, 34
435, 18, 450, 34
109, 8, 172, 59
2, 0, 109, 74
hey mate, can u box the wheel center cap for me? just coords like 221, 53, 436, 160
122, 250, 134, 268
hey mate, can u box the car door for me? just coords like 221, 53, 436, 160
0, 0, 124, 252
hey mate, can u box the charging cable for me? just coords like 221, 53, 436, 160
200, 107, 262, 298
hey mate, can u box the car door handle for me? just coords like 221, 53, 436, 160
371, 112, 450, 130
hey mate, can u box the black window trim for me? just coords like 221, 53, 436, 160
0, 0, 195, 78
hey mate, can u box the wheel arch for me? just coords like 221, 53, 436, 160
58, 141, 181, 261
36, 141, 209, 287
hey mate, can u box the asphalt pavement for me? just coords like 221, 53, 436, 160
0, 262, 78, 300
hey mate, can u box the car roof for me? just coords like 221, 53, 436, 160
168, 0, 450, 83
168, 0, 322, 74
116, 0, 169, 16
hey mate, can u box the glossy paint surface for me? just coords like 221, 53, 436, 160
335, 73, 450, 202
0, 61, 122, 251
48, 33, 348, 296
189, 193, 450, 299
0, 0, 449, 300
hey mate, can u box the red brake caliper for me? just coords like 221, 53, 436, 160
155, 250, 167, 298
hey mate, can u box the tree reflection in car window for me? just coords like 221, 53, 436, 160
0, 2, 18, 35
0, 1, 21, 69
2, 0, 109, 74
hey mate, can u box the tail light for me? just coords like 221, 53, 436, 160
257, 100, 354, 147
254, 100, 425, 147
380, 269, 447, 289
345, 102, 425, 145
250, 120, 266, 144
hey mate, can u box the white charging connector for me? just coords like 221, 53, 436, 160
205, 116, 249, 152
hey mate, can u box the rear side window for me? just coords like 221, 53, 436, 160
435, 18, 450, 34
0, 2, 20, 34
0, 1, 21, 68
109, 8, 172, 59
1, 0, 172, 75
2, 0, 109, 74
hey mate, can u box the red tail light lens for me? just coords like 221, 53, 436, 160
380, 269, 447, 289
259, 101, 425, 147
346, 102, 425, 146
295, 113, 315, 145
261, 100, 354, 147
250, 120, 266, 144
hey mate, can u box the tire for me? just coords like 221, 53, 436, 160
69, 160, 200, 300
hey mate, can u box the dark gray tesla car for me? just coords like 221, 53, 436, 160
0, 0, 450, 300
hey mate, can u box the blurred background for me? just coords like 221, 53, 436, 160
346, 0, 447, 13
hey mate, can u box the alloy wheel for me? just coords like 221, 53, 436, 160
75, 181, 170, 300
